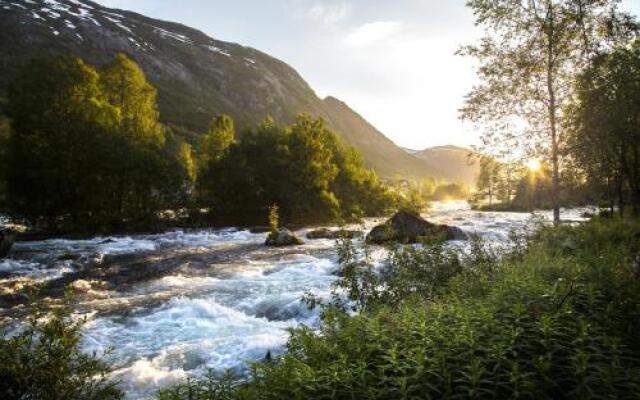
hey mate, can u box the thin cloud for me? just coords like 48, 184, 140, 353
307, 2, 351, 25
343, 21, 403, 47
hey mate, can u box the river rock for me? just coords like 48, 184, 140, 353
265, 228, 303, 247
366, 210, 468, 244
0, 228, 16, 259
306, 228, 361, 240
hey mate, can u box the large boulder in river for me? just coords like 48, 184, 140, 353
265, 228, 304, 247
366, 211, 468, 244
306, 228, 362, 240
0, 228, 16, 259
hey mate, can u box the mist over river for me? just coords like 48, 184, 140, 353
0, 201, 594, 399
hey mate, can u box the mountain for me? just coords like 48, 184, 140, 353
409, 145, 479, 186
0, 0, 437, 180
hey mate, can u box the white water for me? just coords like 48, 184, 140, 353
0, 202, 596, 399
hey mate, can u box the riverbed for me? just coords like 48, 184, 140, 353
0, 201, 594, 398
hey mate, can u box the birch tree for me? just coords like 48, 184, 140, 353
460, 0, 627, 224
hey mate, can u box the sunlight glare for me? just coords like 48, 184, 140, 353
526, 159, 541, 171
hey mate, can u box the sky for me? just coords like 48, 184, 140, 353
94, 0, 640, 150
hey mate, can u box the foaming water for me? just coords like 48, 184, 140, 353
82, 253, 336, 398
1, 202, 596, 399
0, 228, 263, 285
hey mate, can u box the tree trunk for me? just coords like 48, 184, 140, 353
617, 177, 625, 217
546, 5, 561, 225
606, 176, 614, 215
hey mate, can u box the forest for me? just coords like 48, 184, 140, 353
0, 54, 405, 233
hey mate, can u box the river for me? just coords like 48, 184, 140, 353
0, 201, 595, 398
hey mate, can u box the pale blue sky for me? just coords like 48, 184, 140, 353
94, 0, 640, 150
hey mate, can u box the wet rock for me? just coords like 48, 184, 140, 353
445, 226, 469, 241
0, 229, 16, 259
265, 229, 303, 247
306, 228, 361, 240
58, 252, 81, 261
0, 292, 30, 309
366, 210, 468, 244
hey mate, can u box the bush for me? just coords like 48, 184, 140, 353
0, 296, 123, 400
156, 370, 237, 400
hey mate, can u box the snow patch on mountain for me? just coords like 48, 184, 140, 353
67, 0, 92, 9
103, 15, 133, 33
207, 44, 231, 57
100, 10, 124, 19
153, 26, 193, 44
40, 7, 61, 18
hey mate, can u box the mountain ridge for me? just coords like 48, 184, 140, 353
410, 145, 479, 186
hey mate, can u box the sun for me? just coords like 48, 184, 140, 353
525, 158, 542, 171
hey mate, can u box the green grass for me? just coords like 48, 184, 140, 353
158, 216, 640, 399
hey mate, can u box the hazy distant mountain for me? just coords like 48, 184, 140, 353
409, 145, 479, 186
0, 0, 439, 180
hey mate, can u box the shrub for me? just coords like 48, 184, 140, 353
0, 296, 123, 400
156, 370, 237, 400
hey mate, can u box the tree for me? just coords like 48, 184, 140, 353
176, 142, 197, 185
6, 56, 119, 226
197, 114, 394, 225
460, 0, 628, 224
159, 132, 198, 209
198, 114, 235, 168
476, 156, 503, 205
285, 115, 340, 221
101, 53, 164, 144
567, 39, 640, 214
101, 54, 171, 223
511, 163, 554, 210
6, 55, 186, 232
0, 114, 11, 205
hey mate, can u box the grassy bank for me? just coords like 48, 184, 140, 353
159, 216, 640, 399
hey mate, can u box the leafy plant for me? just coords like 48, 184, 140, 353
0, 294, 123, 400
